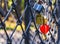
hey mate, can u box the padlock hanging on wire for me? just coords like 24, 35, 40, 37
33, 0, 44, 13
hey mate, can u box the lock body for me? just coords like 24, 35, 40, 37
33, 3, 44, 13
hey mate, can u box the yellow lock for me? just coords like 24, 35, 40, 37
52, 5, 54, 10
42, 34, 47, 40
36, 14, 44, 25
48, 5, 54, 11
36, 14, 48, 25
43, 16, 48, 24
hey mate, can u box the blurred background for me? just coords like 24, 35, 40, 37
0, 0, 24, 30
0, 0, 25, 44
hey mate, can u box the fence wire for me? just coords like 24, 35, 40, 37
0, 0, 59, 44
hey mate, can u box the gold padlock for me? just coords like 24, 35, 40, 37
52, 5, 54, 10
42, 34, 47, 40
43, 16, 48, 24
36, 14, 48, 25
36, 14, 44, 25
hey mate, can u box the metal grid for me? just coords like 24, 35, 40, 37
0, 0, 59, 44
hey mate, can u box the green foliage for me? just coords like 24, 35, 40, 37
21, 0, 24, 10
8, 0, 12, 9
8, 0, 24, 10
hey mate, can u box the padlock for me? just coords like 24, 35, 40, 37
43, 16, 48, 24
36, 14, 44, 25
36, 14, 48, 25
33, 3, 44, 13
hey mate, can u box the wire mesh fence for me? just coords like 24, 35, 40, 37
0, 0, 59, 44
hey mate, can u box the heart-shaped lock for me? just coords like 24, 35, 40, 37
40, 24, 50, 34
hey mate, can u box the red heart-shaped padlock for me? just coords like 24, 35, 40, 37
40, 24, 50, 34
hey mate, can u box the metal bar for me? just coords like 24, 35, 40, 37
25, 19, 32, 33
30, 6, 45, 44
19, 5, 28, 20
3, 6, 13, 22
24, 0, 31, 44
10, 23, 18, 38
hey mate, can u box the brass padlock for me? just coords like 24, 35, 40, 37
36, 14, 44, 25
36, 14, 48, 25
43, 16, 48, 24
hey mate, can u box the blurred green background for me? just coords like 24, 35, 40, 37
0, 0, 25, 31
